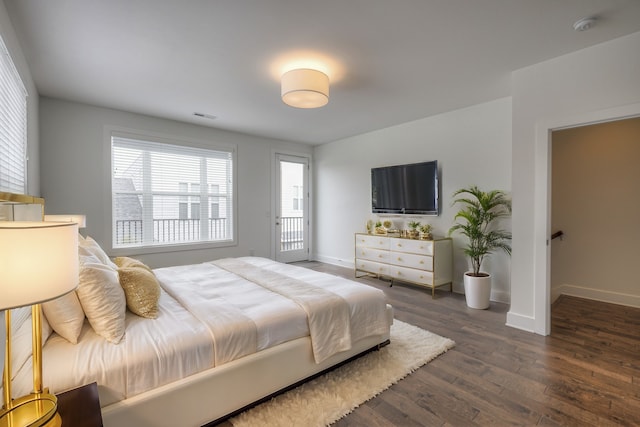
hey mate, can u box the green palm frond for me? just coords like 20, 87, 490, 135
448, 186, 512, 275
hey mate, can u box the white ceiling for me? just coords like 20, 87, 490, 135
5, 0, 640, 145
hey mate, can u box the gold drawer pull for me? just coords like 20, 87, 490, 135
378, 254, 383, 258
397, 257, 402, 261
419, 260, 424, 264
397, 243, 402, 247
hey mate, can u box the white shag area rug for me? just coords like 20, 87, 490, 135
230, 320, 455, 427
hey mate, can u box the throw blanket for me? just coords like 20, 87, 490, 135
213, 258, 351, 363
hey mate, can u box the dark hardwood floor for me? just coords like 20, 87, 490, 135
305, 262, 640, 426
221, 261, 640, 426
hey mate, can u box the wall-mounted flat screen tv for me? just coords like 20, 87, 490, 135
371, 160, 439, 215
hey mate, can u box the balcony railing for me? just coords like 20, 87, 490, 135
115, 218, 229, 245
280, 216, 304, 251
116, 217, 305, 250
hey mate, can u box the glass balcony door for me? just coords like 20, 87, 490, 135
275, 154, 309, 263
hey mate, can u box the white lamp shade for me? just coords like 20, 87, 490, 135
44, 214, 86, 228
0, 221, 79, 310
281, 68, 329, 108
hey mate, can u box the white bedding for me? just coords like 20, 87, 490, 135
9, 257, 389, 411
12, 288, 212, 407
212, 257, 388, 362
154, 261, 309, 365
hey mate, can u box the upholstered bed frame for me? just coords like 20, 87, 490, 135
0, 192, 393, 426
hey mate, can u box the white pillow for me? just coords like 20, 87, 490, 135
78, 236, 118, 269
42, 291, 85, 344
76, 254, 126, 344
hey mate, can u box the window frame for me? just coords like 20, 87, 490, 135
106, 127, 237, 256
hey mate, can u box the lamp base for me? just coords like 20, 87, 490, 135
0, 393, 61, 427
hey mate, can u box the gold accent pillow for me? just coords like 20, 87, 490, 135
114, 256, 153, 272
115, 259, 160, 319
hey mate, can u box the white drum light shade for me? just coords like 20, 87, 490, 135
0, 221, 79, 310
281, 68, 329, 108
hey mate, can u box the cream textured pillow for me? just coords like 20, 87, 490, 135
76, 254, 126, 344
78, 236, 118, 269
42, 291, 85, 344
117, 265, 161, 319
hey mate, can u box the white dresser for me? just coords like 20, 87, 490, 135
354, 233, 453, 298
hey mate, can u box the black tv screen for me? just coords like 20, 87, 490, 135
371, 160, 439, 215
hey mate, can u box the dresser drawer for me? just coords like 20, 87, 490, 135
388, 251, 433, 270
355, 234, 391, 250
356, 247, 390, 263
390, 238, 433, 255
389, 265, 434, 285
355, 259, 389, 276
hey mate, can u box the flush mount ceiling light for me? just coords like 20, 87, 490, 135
281, 68, 329, 108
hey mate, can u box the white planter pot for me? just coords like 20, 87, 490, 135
463, 273, 491, 309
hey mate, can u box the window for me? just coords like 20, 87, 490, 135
0, 35, 28, 194
111, 134, 234, 249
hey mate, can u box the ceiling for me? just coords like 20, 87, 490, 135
5, 0, 640, 145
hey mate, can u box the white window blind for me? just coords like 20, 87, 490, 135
111, 135, 234, 248
0, 35, 27, 194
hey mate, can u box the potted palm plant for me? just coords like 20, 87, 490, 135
448, 186, 511, 309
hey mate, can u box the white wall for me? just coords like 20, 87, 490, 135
39, 97, 312, 268
509, 31, 640, 334
314, 97, 512, 301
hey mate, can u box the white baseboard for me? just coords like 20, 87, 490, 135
313, 254, 354, 269
490, 290, 510, 305
506, 310, 535, 333
553, 284, 640, 309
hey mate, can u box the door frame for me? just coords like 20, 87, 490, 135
533, 102, 640, 335
271, 150, 313, 262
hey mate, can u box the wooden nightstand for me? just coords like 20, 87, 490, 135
56, 382, 103, 427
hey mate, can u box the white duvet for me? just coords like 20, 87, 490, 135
9, 257, 388, 406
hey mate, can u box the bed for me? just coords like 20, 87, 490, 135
0, 192, 393, 427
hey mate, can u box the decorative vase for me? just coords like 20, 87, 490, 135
408, 229, 419, 239
463, 272, 491, 309
420, 232, 433, 240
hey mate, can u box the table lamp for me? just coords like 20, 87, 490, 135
0, 221, 79, 427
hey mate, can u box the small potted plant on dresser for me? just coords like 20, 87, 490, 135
419, 224, 433, 240
407, 221, 420, 239
448, 186, 511, 309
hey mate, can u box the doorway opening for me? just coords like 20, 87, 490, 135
533, 104, 640, 335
